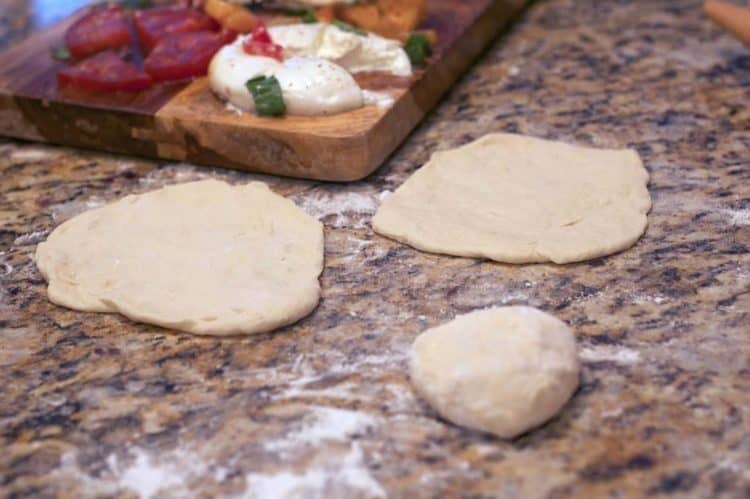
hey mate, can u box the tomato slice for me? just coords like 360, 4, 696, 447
250, 21, 272, 44
144, 30, 231, 82
64, 6, 133, 60
242, 40, 283, 61
134, 7, 219, 52
57, 51, 152, 92
242, 21, 283, 61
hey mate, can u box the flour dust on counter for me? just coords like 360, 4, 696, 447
291, 186, 388, 229
373, 133, 652, 264
35, 179, 324, 336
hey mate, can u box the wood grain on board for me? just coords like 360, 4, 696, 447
0, 0, 527, 181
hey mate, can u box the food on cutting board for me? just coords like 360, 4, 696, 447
64, 6, 133, 60
54, 1, 433, 117
233, 0, 428, 41
204, 0, 256, 33
35, 180, 324, 336
372, 133, 652, 264
56, 5, 232, 91
208, 21, 413, 116
57, 51, 152, 92
333, 0, 428, 41
133, 6, 221, 53
410, 306, 580, 439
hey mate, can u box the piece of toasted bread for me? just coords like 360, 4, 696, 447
335, 0, 428, 40
205, 0, 256, 33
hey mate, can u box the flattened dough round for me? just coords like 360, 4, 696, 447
410, 306, 580, 439
373, 133, 652, 264
35, 180, 324, 336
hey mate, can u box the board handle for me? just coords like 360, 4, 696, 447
705, 0, 750, 46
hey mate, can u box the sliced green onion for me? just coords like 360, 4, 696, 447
246, 76, 286, 117
405, 32, 433, 66
332, 20, 366, 36
51, 45, 70, 62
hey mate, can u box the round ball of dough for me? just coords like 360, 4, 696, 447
409, 306, 580, 439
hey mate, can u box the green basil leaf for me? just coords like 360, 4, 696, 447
283, 7, 317, 23
246, 76, 286, 117
283, 8, 308, 16
301, 10, 318, 23
405, 32, 432, 66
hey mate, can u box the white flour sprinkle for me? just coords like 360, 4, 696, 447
580, 345, 642, 365
13, 230, 48, 246
139, 164, 215, 187
108, 446, 225, 498
633, 293, 668, 305
295, 191, 379, 228
111, 449, 183, 499
49, 198, 105, 222
723, 209, 750, 226
249, 406, 385, 498
265, 406, 377, 452
244, 444, 386, 499
53, 447, 226, 498
347, 235, 374, 252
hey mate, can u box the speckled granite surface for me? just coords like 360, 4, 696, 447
2, 0, 750, 497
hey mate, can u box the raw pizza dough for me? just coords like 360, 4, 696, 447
372, 133, 652, 264
410, 306, 580, 439
35, 180, 324, 336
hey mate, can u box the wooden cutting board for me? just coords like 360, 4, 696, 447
0, 0, 526, 181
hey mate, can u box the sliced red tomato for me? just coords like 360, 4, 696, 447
64, 6, 133, 60
250, 21, 272, 44
134, 7, 219, 52
144, 30, 232, 82
242, 21, 283, 61
57, 51, 152, 92
242, 40, 283, 61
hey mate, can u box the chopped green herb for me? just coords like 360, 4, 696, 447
51, 45, 70, 62
301, 10, 318, 23
119, 0, 152, 8
283, 8, 317, 23
405, 32, 432, 66
332, 20, 366, 36
246, 76, 286, 117
283, 8, 308, 16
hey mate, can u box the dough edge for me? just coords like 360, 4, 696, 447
35, 180, 325, 337
373, 133, 652, 264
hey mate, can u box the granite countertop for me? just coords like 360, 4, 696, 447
2, 0, 750, 497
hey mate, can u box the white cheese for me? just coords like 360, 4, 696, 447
208, 42, 282, 112
209, 40, 363, 116
268, 23, 412, 77
268, 23, 326, 59
276, 56, 363, 115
